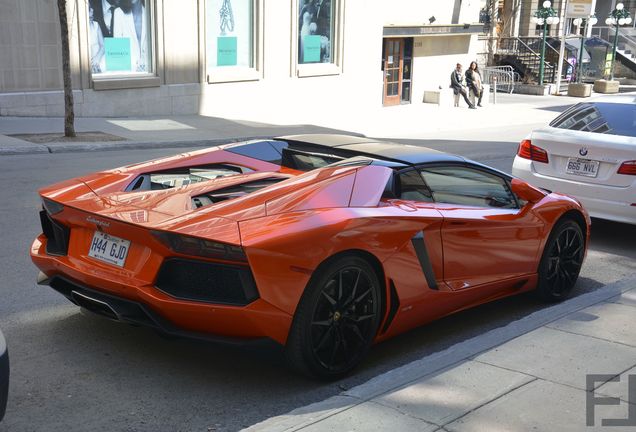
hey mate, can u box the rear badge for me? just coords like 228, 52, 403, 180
579, 147, 589, 157
86, 216, 110, 229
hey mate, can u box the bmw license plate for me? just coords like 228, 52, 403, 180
566, 158, 599, 178
88, 231, 130, 267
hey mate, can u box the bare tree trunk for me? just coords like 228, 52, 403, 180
57, 0, 76, 137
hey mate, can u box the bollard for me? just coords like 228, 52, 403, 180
493, 76, 497, 105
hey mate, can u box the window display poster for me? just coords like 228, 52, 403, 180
104, 37, 132, 71
88, 0, 151, 75
303, 35, 321, 62
207, 0, 253, 69
298, 0, 333, 64
217, 36, 238, 66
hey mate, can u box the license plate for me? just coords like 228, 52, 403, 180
88, 231, 130, 267
566, 158, 599, 178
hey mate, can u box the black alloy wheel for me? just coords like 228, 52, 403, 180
285, 256, 382, 379
536, 219, 585, 302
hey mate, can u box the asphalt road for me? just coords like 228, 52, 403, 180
0, 130, 634, 432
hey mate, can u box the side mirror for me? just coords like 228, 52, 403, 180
510, 178, 546, 204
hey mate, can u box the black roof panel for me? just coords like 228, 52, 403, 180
274, 134, 466, 166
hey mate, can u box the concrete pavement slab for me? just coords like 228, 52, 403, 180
374, 360, 534, 426
547, 301, 636, 348
473, 326, 636, 391
595, 365, 636, 406
241, 396, 357, 432
445, 380, 636, 432
607, 289, 636, 308
298, 400, 439, 432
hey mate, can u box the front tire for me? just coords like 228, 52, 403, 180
536, 219, 585, 302
285, 256, 382, 380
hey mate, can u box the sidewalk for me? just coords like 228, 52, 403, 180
0, 93, 596, 156
245, 277, 636, 432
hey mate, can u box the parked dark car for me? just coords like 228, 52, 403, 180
0, 328, 8, 421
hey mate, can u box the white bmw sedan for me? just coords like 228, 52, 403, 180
512, 96, 636, 225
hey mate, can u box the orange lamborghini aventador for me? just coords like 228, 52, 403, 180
31, 134, 590, 379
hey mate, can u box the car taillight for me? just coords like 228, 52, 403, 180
42, 197, 64, 215
617, 160, 636, 176
517, 139, 549, 163
151, 231, 247, 262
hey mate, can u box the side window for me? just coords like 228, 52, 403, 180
224, 140, 285, 164
419, 166, 517, 209
397, 170, 433, 203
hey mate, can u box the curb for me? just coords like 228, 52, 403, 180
0, 136, 273, 156
243, 276, 636, 432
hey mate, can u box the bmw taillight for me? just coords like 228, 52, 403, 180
151, 231, 247, 262
517, 139, 549, 164
617, 160, 636, 176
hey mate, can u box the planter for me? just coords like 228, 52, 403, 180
567, 83, 592, 98
593, 79, 619, 94
512, 84, 553, 96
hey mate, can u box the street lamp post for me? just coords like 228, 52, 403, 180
573, 15, 597, 83
606, 2, 632, 81
531, 1, 559, 85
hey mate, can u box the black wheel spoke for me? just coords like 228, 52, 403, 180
314, 326, 335, 353
347, 314, 375, 323
327, 332, 341, 370
311, 319, 332, 327
345, 322, 366, 343
354, 288, 372, 305
343, 269, 361, 308
321, 290, 337, 308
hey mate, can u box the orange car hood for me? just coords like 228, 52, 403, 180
39, 164, 392, 236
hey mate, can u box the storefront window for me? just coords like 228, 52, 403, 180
298, 0, 334, 64
206, 0, 254, 70
88, 0, 153, 76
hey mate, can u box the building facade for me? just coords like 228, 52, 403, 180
494, 0, 636, 39
0, 0, 484, 119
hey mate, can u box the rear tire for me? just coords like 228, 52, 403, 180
285, 256, 382, 380
535, 219, 584, 302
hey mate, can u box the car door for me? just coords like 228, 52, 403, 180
417, 164, 545, 291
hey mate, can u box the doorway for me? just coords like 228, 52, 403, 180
382, 38, 413, 106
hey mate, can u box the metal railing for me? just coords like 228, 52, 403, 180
497, 37, 556, 83
495, 36, 577, 85
482, 66, 520, 93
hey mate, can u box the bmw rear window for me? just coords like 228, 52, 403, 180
549, 102, 636, 137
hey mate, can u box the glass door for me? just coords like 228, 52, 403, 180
383, 38, 403, 106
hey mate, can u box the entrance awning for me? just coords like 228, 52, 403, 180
383, 23, 485, 37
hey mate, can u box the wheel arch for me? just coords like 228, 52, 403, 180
556, 209, 589, 241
